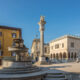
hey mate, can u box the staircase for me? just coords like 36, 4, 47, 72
0, 66, 41, 74
44, 72, 68, 80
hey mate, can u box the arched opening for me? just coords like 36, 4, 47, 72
46, 57, 49, 62
56, 53, 58, 60
53, 54, 55, 59
59, 53, 62, 59
36, 57, 38, 61
63, 52, 66, 59
71, 52, 73, 59
68, 52, 70, 59
74, 52, 77, 59
51, 54, 52, 59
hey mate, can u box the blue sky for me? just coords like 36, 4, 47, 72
0, 0, 80, 52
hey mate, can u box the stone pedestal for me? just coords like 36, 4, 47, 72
35, 56, 48, 65
39, 56, 47, 64
2, 60, 32, 68
0, 37, 46, 80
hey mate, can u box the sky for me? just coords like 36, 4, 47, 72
0, 0, 80, 52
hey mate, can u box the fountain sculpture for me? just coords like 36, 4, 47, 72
0, 38, 45, 80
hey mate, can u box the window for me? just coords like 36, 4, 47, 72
11, 52, 16, 56
62, 43, 64, 48
55, 44, 59, 49
0, 32, 2, 36
12, 33, 16, 38
45, 48, 47, 53
71, 42, 74, 48
0, 51, 3, 56
0, 41, 1, 49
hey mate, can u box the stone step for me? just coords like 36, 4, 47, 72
47, 73, 63, 75
44, 78, 68, 80
3, 66, 38, 70
46, 75, 65, 78
0, 68, 41, 74
0, 67, 39, 72
43, 72, 68, 80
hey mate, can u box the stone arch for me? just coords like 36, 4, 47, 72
68, 52, 70, 59
56, 53, 58, 59
52, 54, 54, 58
59, 53, 62, 59
74, 52, 77, 59
51, 54, 52, 59
63, 52, 66, 58
46, 57, 49, 62
71, 52, 73, 58
53, 53, 55, 59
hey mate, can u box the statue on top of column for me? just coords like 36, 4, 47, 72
40, 16, 45, 21
38, 16, 46, 25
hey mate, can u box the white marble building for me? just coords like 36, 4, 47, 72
49, 35, 80, 62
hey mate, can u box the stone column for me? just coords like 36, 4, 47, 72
62, 53, 64, 62
40, 26, 44, 57
16, 52, 21, 61
38, 16, 46, 64
16, 53, 19, 61
70, 52, 71, 61
66, 52, 68, 62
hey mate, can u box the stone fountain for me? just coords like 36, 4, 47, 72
0, 38, 46, 80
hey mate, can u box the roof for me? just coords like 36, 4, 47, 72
31, 38, 49, 49
50, 35, 80, 43
0, 25, 22, 38
33, 39, 40, 42
0, 25, 21, 30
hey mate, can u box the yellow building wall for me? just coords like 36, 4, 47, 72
0, 28, 21, 59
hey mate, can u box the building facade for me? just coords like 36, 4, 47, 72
0, 26, 22, 60
31, 39, 50, 62
49, 35, 79, 62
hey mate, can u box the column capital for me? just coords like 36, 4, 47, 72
38, 16, 46, 26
